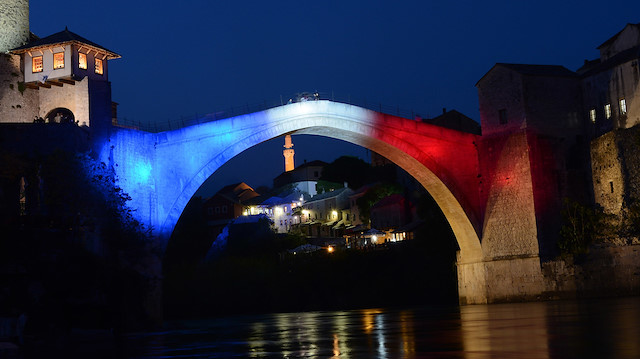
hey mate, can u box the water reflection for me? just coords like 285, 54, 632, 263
119, 297, 640, 358
460, 302, 550, 358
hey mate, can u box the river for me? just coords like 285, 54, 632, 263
115, 297, 640, 358
13, 296, 640, 358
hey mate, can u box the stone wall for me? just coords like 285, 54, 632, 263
38, 77, 90, 126
0, 54, 39, 123
591, 125, 640, 215
478, 130, 539, 259
0, 0, 29, 53
542, 244, 640, 298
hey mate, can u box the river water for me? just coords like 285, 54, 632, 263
115, 297, 640, 358
13, 296, 639, 358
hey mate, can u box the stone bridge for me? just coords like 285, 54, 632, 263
101, 100, 547, 304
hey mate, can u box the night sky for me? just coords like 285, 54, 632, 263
28, 0, 640, 194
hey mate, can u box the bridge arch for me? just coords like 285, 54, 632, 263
133, 101, 483, 263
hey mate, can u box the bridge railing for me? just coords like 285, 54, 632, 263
114, 92, 421, 133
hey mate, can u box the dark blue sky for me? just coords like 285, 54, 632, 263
29, 0, 640, 194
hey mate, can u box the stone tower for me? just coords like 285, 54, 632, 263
283, 134, 295, 172
0, 0, 30, 53
0, 0, 38, 124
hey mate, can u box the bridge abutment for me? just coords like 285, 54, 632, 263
457, 256, 546, 304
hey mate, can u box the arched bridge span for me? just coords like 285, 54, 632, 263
102, 100, 483, 264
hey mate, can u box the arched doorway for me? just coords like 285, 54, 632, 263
45, 107, 75, 124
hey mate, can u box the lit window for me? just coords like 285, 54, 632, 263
498, 109, 507, 124
589, 108, 596, 123
605, 104, 612, 119
95, 58, 103, 75
78, 53, 87, 70
619, 98, 627, 115
53, 52, 64, 69
32, 56, 43, 73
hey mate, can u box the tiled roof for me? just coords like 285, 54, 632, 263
597, 23, 640, 49
306, 187, 351, 202
11, 28, 120, 59
495, 63, 578, 77
477, 63, 577, 86
577, 45, 640, 77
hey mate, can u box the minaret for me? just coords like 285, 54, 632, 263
283, 135, 295, 172
0, 0, 30, 53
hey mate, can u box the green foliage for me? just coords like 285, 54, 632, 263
620, 199, 640, 238
559, 198, 612, 257
319, 156, 372, 189
275, 229, 308, 252
356, 183, 403, 223
315, 179, 343, 194
226, 217, 277, 257
17, 81, 26, 95
165, 196, 211, 266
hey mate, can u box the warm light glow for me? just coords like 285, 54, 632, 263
275, 207, 283, 215
605, 103, 612, 119
332, 210, 338, 217
95, 58, 103, 75
620, 98, 627, 115
53, 52, 64, 69
327, 246, 334, 253
32, 56, 43, 73
372, 235, 378, 243
302, 209, 310, 215
78, 53, 87, 70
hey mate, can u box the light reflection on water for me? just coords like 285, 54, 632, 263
124, 297, 640, 358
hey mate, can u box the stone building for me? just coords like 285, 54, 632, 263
0, 0, 119, 139
581, 23, 640, 217
298, 186, 354, 238
579, 23, 640, 137
476, 63, 589, 260
202, 182, 260, 237
272, 160, 327, 197
476, 22, 640, 260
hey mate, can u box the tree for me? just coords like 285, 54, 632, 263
356, 183, 403, 223
319, 156, 372, 189
558, 198, 613, 257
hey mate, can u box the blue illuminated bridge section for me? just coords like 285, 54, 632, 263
100, 100, 483, 264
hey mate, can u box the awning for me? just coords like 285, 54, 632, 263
332, 220, 346, 230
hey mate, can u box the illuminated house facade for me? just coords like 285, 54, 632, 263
579, 23, 640, 135
249, 192, 304, 234
8, 28, 120, 127
298, 186, 354, 238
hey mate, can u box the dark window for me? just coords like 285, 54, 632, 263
207, 207, 213, 215
610, 181, 614, 194
215, 206, 220, 214
222, 206, 228, 213
314, 171, 319, 178
498, 109, 507, 124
